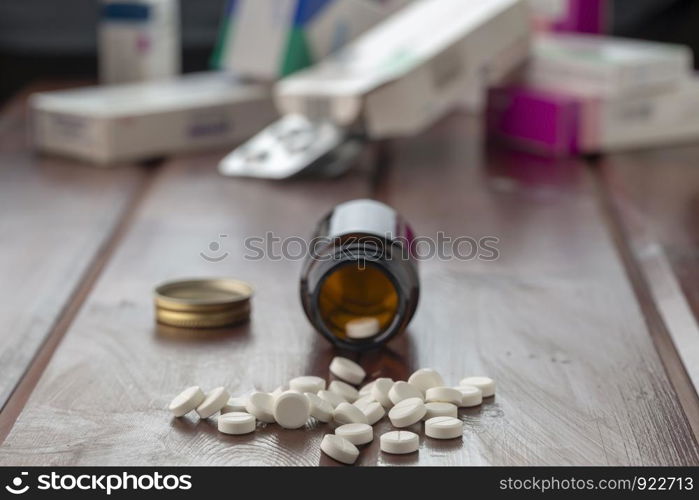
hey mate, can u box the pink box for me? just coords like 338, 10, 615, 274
487, 85, 581, 156
488, 78, 699, 156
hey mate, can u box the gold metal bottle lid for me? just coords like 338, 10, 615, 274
155, 306, 251, 329
154, 278, 253, 328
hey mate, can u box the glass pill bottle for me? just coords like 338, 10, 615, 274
300, 199, 419, 350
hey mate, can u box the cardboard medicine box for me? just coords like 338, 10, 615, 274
276, 0, 531, 138
32, 72, 277, 165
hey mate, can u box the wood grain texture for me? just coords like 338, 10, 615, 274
0, 111, 697, 465
0, 85, 147, 412
596, 148, 699, 435
598, 147, 699, 323
0, 148, 375, 466
364, 116, 699, 465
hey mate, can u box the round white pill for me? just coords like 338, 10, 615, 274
353, 395, 376, 412
335, 423, 374, 445
371, 377, 395, 408
317, 389, 347, 408
380, 431, 419, 454
289, 375, 326, 393
345, 317, 380, 339
274, 391, 311, 429
329, 380, 359, 403
246, 391, 276, 423
334, 402, 368, 425
388, 398, 426, 427
329, 356, 365, 385
320, 434, 359, 465
196, 387, 230, 419
425, 386, 463, 406
455, 385, 483, 407
305, 393, 334, 423
388, 381, 423, 405
460, 376, 495, 397
408, 368, 445, 395
424, 402, 458, 420
425, 416, 463, 439
168, 386, 205, 417
221, 396, 248, 414
363, 401, 386, 425
358, 380, 376, 396
217, 412, 256, 435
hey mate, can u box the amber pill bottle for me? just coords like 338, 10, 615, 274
300, 199, 419, 350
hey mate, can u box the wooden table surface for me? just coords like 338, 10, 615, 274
0, 84, 697, 466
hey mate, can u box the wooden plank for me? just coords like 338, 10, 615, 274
597, 146, 699, 325
1, 111, 697, 465
0, 85, 148, 419
0, 149, 375, 465
596, 147, 699, 435
364, 115, 699, 465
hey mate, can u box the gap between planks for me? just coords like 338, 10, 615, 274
588, 159, 699, 442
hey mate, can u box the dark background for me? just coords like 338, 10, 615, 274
0, 0, 227, 102
1, 0, 699, 104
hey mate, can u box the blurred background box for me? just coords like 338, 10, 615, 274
220, 0, 531, 180
579, 77, 699, 151
212, 0, 412, 80
276, 0, 531, 138
99, 0, 180, 84
488, 34, 699, 155
362, 0, 531, 131
524, 33, 693, 97
489, 78, 699, 154
31, 72, 277, 165
487, 86, 582, 156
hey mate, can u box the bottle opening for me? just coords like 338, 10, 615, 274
317, 262, 399, 341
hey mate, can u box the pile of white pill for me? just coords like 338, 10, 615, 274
168, 357, 495, 465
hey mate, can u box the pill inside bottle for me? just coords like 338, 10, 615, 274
319, 264, 397, 337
